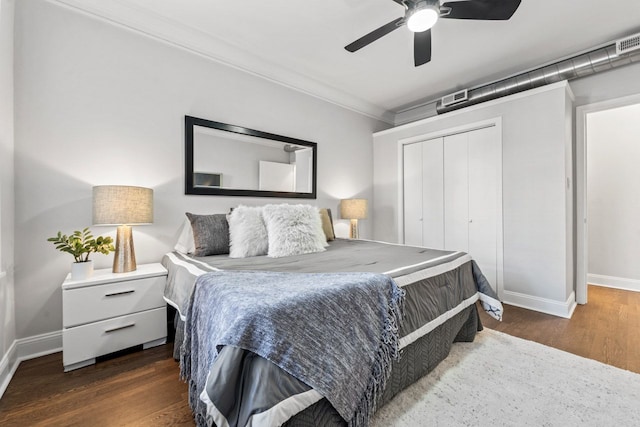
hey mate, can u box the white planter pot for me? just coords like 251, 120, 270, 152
71, 261, 93, 281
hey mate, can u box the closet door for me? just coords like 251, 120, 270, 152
468, 126, 498, 288
421, 138, 444, 249
403, 142, 423, 246
402, 124, 501, 291
443, 133, 469, 252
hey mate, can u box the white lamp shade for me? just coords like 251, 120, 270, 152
340, 199, 368, 220
93, 185, 153, 225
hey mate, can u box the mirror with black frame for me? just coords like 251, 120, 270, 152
185, 116, 317, 198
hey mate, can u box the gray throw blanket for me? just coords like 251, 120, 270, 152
181, 270, 405, 427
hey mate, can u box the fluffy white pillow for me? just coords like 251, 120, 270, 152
174, 217, 196, 254
228, 206, 269, 258
262, 204, 327, 258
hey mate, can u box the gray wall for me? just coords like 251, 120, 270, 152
374, 84, 574, 311
0, 0, 16, 366
12, 0, 386, 339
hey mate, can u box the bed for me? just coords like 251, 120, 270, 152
162, 237, 502, 427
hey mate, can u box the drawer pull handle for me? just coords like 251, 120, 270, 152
105, 290, 135, 297
105, 323, 135, 333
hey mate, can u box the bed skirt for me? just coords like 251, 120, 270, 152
172, 303, 482, 426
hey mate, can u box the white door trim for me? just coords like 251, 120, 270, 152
396, 117, 504, 298
576, 93, 640, 304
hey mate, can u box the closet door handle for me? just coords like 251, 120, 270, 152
469, 219, 473, 223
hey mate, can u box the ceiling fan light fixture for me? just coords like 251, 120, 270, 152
407, 2, 439, 33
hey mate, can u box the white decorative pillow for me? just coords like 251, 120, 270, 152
174, 218, 196, 254
228, 206, 269, 258
262, 204, 327, 258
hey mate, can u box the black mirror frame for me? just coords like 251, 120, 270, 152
185, 116, 317, 199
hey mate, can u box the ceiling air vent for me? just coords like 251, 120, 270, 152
441, 89, 468, 107
617, 32, 640, 55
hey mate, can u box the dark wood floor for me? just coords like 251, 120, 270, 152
0, 344, 193, 426
1, 285, 639, 426
479, 284, 640, 374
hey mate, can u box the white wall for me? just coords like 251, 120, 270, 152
13, 0, 386, 340
373, 83, 575, 317
571, 61, 640, 108
0, 0, 16, 373
587, 103, 640, 282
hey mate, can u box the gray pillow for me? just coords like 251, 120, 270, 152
185, 212, 230, 256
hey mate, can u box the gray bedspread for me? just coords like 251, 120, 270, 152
182, 270, 404, 427
164, 239, 471, 321
162, 239, 503, 426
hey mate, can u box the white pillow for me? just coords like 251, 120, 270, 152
228, 206, 269, 258
174, 217, 196, 254
262, 204, 327, 258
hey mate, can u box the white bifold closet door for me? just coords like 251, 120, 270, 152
403, 126, 499, 289
403, 141, 424, 247
443, 133, 469, 252
403, 137, 444, 249
466, 126, 498, 288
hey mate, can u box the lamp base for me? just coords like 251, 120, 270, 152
349, 219, 359, 239
113, 225, 137, 273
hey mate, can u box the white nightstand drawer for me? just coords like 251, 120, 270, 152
63, 307, 167, 367
63, 276, 166, 328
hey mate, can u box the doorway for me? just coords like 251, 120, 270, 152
576, 94, 640, 304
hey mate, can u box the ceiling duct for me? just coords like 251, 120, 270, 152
436, 32, 640, 115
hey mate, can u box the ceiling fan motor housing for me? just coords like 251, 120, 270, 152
406, 0, 440, 32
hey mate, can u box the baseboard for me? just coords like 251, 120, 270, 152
588, 274, 640, 293
0, 340, 18, 399
0, 330, 62, 399
502, 290, 577, 319
15, 330, 62, 360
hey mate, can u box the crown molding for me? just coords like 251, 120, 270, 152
48, 0, 394, 124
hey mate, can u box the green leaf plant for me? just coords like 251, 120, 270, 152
47, 227, 115, 263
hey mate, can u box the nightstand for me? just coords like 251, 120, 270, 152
62, 263, 168, 372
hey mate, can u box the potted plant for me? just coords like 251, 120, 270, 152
47, 227, 115, 280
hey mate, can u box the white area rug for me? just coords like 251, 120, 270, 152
372, 328, 640, 426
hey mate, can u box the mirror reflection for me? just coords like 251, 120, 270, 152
193, 126, 313, 193
185, 116, 317, 198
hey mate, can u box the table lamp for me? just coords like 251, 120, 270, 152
340, 198, 368, 239
92, 185, 153, 273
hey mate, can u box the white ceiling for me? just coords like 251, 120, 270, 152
56, 0, 640, 123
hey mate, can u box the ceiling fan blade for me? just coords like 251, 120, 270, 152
345, 17, 405, 52
441, 0, 521, 20
414, 29, 432, 66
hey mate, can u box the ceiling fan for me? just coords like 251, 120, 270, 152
344, 0, 522, 66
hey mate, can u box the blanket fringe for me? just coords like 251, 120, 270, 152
350, 283, 405, 427
179, 312, 202, 420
